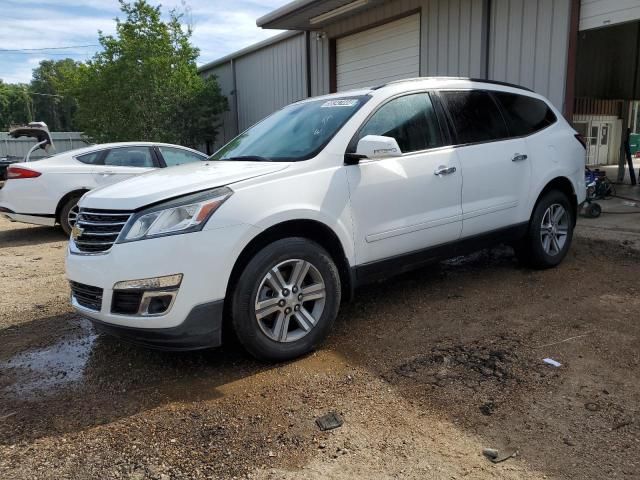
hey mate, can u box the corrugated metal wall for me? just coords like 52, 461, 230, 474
580, 0, 640, 31
235, 33, 307, 132
0, 132, 89, 161
488, 0, 571, 111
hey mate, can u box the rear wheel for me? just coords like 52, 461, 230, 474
515, 190, 574, 269
231, 237, 341, 361
59, 196, 81, 236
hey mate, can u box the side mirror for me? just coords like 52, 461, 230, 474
345, 135, 402, 165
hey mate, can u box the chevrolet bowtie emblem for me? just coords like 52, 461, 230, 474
71, 225, 84, 240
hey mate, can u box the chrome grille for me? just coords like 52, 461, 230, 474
70, 281, 104, 311
73, 208, 133, 253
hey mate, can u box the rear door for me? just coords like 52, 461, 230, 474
440, 90, 531, 238
94, 146, 157, 186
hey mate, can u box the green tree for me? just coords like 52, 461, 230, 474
73, 0, 227, 147
0, 81, 33, 129
30, 59, 81, 131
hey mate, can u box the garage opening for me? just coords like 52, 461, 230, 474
336, 14, 420, 91
574, 20, 640, 183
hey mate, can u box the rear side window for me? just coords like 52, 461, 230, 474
441, 91, 508, 144
493, 92, 557, 137
103, 147, 154, 168
76, 151, 103, 165
356, 93, 443, 153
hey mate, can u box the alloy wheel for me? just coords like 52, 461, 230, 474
540, 203, 569, 256
68, 205, 80, 229
254, 259, 326, 343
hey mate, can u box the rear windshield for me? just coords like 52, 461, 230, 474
211, 96, 369, 162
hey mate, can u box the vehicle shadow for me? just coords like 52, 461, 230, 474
0, 223, 66, 249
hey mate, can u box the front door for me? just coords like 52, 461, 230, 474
345, 92, 463, 266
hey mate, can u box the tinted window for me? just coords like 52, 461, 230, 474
103, 147, 154, 168
441, 91, 508, 144
356, 93, 442, 153
76, 151, 102, 165
494, 92, 557, 137
211, 96, 367, 162
158, 146, 205, 167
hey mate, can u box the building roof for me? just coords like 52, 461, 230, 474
257, 0, 383, 30
197, 31, 301, 73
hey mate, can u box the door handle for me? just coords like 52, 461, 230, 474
98, 171, 116, 176
512, 153, 528, 162
434, 165, 457, 176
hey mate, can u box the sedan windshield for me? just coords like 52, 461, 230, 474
211, 96, 368, 162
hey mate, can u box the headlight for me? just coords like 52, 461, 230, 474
119, 187, 232, 242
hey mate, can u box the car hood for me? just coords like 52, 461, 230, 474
81, 160, 290, 210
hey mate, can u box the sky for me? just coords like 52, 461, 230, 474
0, 0, 290, 84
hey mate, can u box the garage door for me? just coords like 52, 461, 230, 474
580, 0, 640, 31
336, 14, 420, 91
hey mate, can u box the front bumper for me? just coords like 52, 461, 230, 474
88, 300, 225, 351
66, 223, 259, 349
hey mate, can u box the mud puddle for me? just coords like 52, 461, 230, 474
0, 319, 97, 398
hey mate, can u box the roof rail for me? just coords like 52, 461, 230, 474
372, 77, 534, 93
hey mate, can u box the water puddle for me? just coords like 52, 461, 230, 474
0, 319, 97, 398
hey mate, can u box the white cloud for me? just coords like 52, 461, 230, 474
0, 0, 291, 83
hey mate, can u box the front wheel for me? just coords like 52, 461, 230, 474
515, 190, 574, 269
231, 237, 341, 361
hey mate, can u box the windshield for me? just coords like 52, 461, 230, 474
211, 96, 369, 162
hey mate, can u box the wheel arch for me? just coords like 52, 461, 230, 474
530, 176, 578, 226
55, 189, 90, 223
225, 219, 354, 309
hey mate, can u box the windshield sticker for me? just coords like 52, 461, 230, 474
321, 99, 359, 108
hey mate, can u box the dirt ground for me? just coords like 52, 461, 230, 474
0, 212, 639, 480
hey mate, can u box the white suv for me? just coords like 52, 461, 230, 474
66, 78, 586, 360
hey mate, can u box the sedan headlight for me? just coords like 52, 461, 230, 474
119, 187, 232, 242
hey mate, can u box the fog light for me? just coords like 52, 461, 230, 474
113, 274, 183, 291
147, 295, 174, 315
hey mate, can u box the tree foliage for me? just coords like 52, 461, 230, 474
30, 59, 81, 131
72, 0, 227, 147
0, 81, 33, 129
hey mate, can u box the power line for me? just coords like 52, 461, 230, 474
0, 51, 92, 56
0, 44, 98, 52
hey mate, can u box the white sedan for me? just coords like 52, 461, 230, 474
0, 142, 208, 234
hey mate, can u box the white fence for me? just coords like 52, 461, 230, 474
0, 132, 91, 161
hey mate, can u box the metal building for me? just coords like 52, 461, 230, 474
198, 0, 640, 176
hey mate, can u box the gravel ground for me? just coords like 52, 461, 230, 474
0, 215, 639, 479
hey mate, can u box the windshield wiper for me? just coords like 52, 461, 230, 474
222, 155, 272, 162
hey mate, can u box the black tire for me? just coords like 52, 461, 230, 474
231, 237, 341, 361
59, 195, 81, 236
586, 202, 602, 218
515, 190, 574, 269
